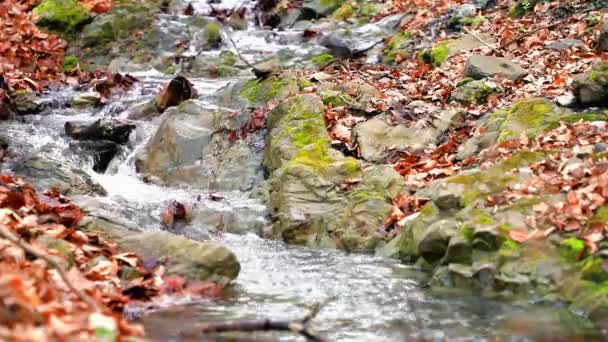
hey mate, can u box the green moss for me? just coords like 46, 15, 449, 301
581, 258, 608, 283
499, 239, 521, 259
383, 32, 412, 64
461, 224, 474, 242
333, 3, 354, 20
420, 202, 438, 217
493, 98, 558, 142
312, 53, 334, 66
420, 42, 449, 67
62, 55, 79, 72
81, 4, 151, 46
321, 91, 351, 106
509, 0, 536, 18
220, 51, 237, 66
474, 215, 494, 225
561, 238, 585, 261
203, 22, 222, 46
359, 4, 377, 17
460, 15, 486, 27
589, 63, 608, 82
163, 64, 177, 75
240, 79, 260, 103
342, 157, 360, 175
298, 78, 313, 89
34, 0, 90, 35
592, 206, 608, 224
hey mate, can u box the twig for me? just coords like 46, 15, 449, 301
0, 223, 100, 311
462, 27, 500, 54
181, 299, 332, 341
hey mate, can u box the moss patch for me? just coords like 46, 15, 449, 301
203, 22, 222, 46
333, 3, 354, 20
420, 42, 449, 67
383, 32, 412, 64
62, 55, 79, 72
561, 238, 585, 261
34, 0, 90, 35
509, 0, 537, 18
312, 53, 334, 66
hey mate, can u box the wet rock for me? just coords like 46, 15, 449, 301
398, 202, 441, 260
69, 140, 119, 173
71, 92, 101, 108
197, 22, 222, 50
353, 109, 462, 162
11, 91, 44, 115
442, 234, 472, 264
136, 100, 263, 191
417, 220, 459, 263
451, 79, 500, 105
65, 119, 135, 144
459, 98, 569, 157
600, 21, 608, 52
215, 72, 299, 109
0, 136, 7, 162
464, 55, 527, 81
545, 39, 584, 51
11, 156, 106, 196
472, 225, 504, 251
301, 0, 345, 19
155, 76, 196, 113
326, 166, 404, 252
263, 94, 394, 252
72, 4, 158, 69
181, 51, 240, 78
33, 0, 91, 35
572, 62, 608, 106
78, 213, 240, 286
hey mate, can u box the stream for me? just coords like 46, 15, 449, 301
1, 1, 604, 340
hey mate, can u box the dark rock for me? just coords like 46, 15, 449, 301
0, 136, 8, 162
545, 39, 584, 51
155, 76, 196, 113
599, 20, 608, 52
301, 0, 344, 19
65, 119, 135, 144
417, 220, 459, 262
451, 79, 500, 105
464, 55, 527, 81
572, 62, 608, 106
472, 225, 504, 251
69, 140, 120, 173
11, 156, 106, 196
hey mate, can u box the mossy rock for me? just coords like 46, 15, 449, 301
34, 0, 91, 35
202, 22, 222, 48
420, 42, 449, 67
333, 3, 354, 20
451, 79, 500, 105
509, 0, 538, 18
573, 62, 608, 106
383, 32, 412, 64
82, 4, 151, 46
398, 202, 442, 260
311, 53, 334, 66
62, 55, 80, 72
240, 74, 298, 105
489, 98, 565, 142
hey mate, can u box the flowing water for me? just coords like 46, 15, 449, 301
1, 1, 606, 341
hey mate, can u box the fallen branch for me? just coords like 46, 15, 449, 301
181, 300, 330, 341
0, 223, 100, 311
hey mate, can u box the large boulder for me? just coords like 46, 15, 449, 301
215, 72, 300, 110
572, 62, 608, 106
464, 55, 527, 81
136, 100, 264, 192
77, 207, 240, 286
33, 0, 90, 35
264, 94, 404, 252
353, 110, 462, 162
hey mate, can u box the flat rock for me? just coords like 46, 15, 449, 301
464, 55, 527, 81
545, 39, 584, 51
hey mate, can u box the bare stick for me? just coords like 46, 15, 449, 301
462, 27, 499, 54
181, 299, 331, 341
0, 223, 100, 311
